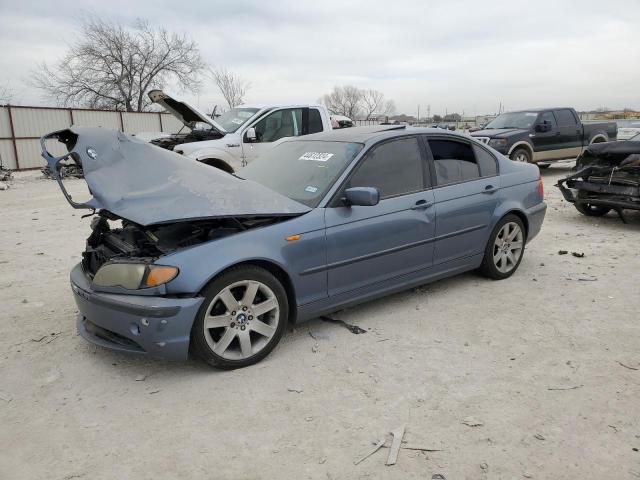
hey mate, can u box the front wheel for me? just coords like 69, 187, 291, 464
191, 265, 289, 369
479, 215, 526, 280
510, 147, 532, 164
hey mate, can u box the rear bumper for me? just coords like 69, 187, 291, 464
71, 263, 204, 361
525, 202, 546, 242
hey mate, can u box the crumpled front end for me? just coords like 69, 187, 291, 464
557, 141, 640, 220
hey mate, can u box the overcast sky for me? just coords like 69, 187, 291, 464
0, 0, 638, 116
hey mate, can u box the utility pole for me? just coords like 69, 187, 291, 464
417, 105, 420, 124
427, 105, 431, 122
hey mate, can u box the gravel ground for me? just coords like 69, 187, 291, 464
1, 165, 639, 480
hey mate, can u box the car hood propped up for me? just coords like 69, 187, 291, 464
148, 89, 226, 134
40, 126, 310, 226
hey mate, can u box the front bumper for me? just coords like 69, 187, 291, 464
71, 263, 204, 361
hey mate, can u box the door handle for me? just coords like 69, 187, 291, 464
483, 185, 498, 194
411, 199, 433, 210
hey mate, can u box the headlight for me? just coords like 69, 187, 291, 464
488, 138, 508, 149
93, 263, 179, 289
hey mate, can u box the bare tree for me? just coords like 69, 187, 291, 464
31, 17, 204, 111
209, 67, 251, 109
361, 89, 385, 120
0, 82, 13, 104
321, 85, 363, 119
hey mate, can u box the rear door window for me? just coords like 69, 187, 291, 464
308, 108, 324, 134
349, 137, 426, 199
473, 145, 498, 177
428, 139, 480, 185
555, 109, 577, 126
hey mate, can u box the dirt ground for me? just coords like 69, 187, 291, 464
1, 165, 639, 480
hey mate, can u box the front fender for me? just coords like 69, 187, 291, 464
188, 147, 242, 170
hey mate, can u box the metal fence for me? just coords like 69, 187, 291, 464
0, 105, 184, 170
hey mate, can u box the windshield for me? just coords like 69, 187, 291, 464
212, 108, 259, 132
485, 112, 538, 129
240, 140, 364, 207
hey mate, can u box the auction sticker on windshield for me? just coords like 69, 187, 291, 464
299, 152, 334, 162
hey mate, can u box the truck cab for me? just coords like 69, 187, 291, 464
147, 90, 332, 173
470, 107, 617, 167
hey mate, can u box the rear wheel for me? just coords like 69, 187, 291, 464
191, 265, 288, 369
479, 215, 526, 280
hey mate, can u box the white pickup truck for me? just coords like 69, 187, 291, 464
146, 90, 333, 173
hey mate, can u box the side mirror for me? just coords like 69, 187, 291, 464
535, 122, 551, 133
245, 127, 257, 142
343, 187, 380, 207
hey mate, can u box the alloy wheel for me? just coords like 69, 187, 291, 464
203, 280, 280, 360
492, 222, 524, 274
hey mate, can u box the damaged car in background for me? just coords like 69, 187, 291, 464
41, 125, 545, 369
557, 134, 640, 222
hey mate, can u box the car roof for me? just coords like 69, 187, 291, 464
294, 125, 472, 144
507, 107, 572, 113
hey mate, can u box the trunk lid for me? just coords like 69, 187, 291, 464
40, 126, 310, 226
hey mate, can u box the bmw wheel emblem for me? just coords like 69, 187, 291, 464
86, 147, 98, 159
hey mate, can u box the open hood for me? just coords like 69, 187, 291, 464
40, 127, 310, 226
148, 89, 225, 134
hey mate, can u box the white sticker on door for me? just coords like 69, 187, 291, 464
299, 152, 334, 162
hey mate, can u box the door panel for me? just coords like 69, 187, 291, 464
554, 109, 582, 156
531, 111, 560, 157
433, 178, 499, 264
425, 137, 500, 264
325, 191, 436, 296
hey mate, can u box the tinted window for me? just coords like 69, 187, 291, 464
473, 145, 498, 177
539, 111, 557, 126
555, 109, 577, 126
429, 139, 480, 185
349, 137, 425, 199
308, 108, 323, 134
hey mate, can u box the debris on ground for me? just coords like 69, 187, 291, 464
311, 344, 319, 353
135, 374, 147, 382
480, 462, 489, 470
0, 391, 12, 402
524, 472, 533, 478
320, 316, 367, 334
572, 252, 585, 258
432, 475, 447, 480
558, 250, 568, 255
616, 361, 639, 371
534, 433, 546, 441
318, 456, 327, 464
462, 416, 484, 427
354, 438, 385, 465
0, 183, 8, 191
41, 164, 84, 179
287, 387, 303, 393
148, 389, 160, 395
386, 426, 405, 466
547, 384, 584, 391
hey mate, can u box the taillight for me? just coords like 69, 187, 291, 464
537, 175, 544, 199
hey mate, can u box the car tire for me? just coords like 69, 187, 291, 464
510, 147, 532, 164
190, 265, 289, 369
479, 214, 527, 280
574, 192, 611, 217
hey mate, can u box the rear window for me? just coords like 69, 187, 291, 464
555, 109, 577, 126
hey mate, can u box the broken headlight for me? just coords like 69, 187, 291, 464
92, 263, 178, 289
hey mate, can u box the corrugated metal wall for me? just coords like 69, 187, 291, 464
0, 105, 184, 170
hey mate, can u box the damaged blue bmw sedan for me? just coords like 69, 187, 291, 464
42, 125, 546, 369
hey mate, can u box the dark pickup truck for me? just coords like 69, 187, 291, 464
470, 108, 617, 168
